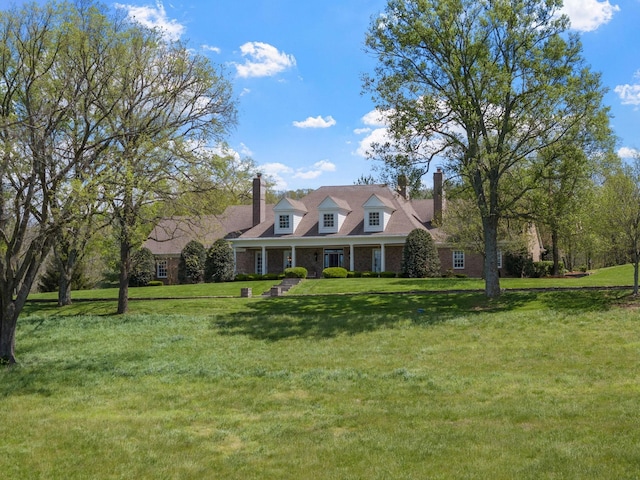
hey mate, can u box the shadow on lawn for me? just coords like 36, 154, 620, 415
212, 289, 622, 341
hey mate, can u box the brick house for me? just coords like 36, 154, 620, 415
144, 170, 543, 283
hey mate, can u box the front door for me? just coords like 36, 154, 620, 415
324, 249, 344, 268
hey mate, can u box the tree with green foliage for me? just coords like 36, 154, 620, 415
402, 229, 440, 278
205, 239, 235, 283
179, 241, 207, 284
97, 14, 236, 313
0, 1, 124, 363
597, 158, 640, 296
364, 0, 610, 297
129, 247, 156, 287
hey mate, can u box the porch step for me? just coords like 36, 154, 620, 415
262, 277, 303, 297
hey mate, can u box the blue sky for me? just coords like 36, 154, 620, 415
6, 0, 639, 190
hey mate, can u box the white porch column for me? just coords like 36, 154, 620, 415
261, 246, 267, 274
349, 243, 355, 272
291, 245, 296, 267
380, 243, 386, 272
233, 247, 237, 273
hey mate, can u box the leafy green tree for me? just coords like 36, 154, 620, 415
179, 240, 206, 284
597, 158, 640, 295
402, 229, 440, 278
129, 247, 156, 287
205, 239, 235, 283
0, 1, 119, 363
97, 17, 236, 313
364, 0, 609, 297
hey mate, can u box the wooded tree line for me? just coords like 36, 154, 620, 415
0, 0, 244, 363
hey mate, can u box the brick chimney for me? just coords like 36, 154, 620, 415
433, 168, 443, 224
252, 174, 265, 227
397, 174, 408, 199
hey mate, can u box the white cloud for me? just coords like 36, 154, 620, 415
259, 160, 336, 186
292, 115, 336, 129
115, 1, 184, 41
356, 127, 391, 158
201, 44, 221, 54
615, 83, 640, 105
361, 109, 388, 127
235, 42, 296, 78
560, 0, 619, 32
618, 147, 640, 159
353, 128, 371, 135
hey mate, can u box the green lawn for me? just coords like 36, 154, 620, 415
4, 265, 640, 478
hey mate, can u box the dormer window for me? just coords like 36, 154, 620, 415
363, 194, 395, 232
318, 196, 351, 234
279, 214, 290, 230
273, 198, 307, 235
323, 213, 335, 228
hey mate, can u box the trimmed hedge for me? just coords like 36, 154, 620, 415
322, 267, 348, 278
284, 267, 308, 278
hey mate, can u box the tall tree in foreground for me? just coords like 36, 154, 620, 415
363, 0, 610, 297
100, 22, 236, 314
0, 1, 117, 363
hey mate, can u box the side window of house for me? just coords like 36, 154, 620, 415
453, 250, 465, 269
323, 213, 334, 228
156, 259, 168, 278
369, 211, 380, 227
497, 249, 503, 269
279, 214, 290, 230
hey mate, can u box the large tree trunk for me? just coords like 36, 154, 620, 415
483, 216, 501, 298
634, 250, 639, 297
58, 274, 73, 307
0, 301, 18, 365
117, 240, 131, 314
57, 248, 78, 307
551, 229, 561, 276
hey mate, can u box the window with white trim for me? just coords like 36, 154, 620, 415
323, 213, 335, 228
255, 251, 264, 274
156, 259, 168, 278
497, 249, 503, 269
278, 214, 290, 230
368, 211, 380, 227
453, 250, 465, 269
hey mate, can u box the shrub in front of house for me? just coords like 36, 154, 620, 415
205, 239, 235, 283
179, 240, 206, 284
147, 280, 164, 287
505, 251, 535, 278
323, 267, 348, 278
533, 261, 555, 278
380, 271, 397, 278
130, 247, 156, 287
284, 267, 307, 278
402, 228, 441, 278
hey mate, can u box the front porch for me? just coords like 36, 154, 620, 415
232, 242, 405, 276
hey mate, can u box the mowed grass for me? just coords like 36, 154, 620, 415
3, 266, 640, 478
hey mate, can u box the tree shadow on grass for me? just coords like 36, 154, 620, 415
212, 289, 622, 341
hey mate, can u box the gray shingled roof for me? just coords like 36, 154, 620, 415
239, 184, 433, 239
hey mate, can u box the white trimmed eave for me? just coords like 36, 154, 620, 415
231, 234, 410, 249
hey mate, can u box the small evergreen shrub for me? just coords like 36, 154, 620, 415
179, 240, 206, 284
205, 239, 235, 283
380, 271, 397, 278
323, 267, 348, 278
505, 251, 535, 278
533, 261, 554, 278
402, 228, 441, 278
284, 267, 308, 278
361, 271, 374, 278
147, 280, 164, 287
130, 247, 156, 287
